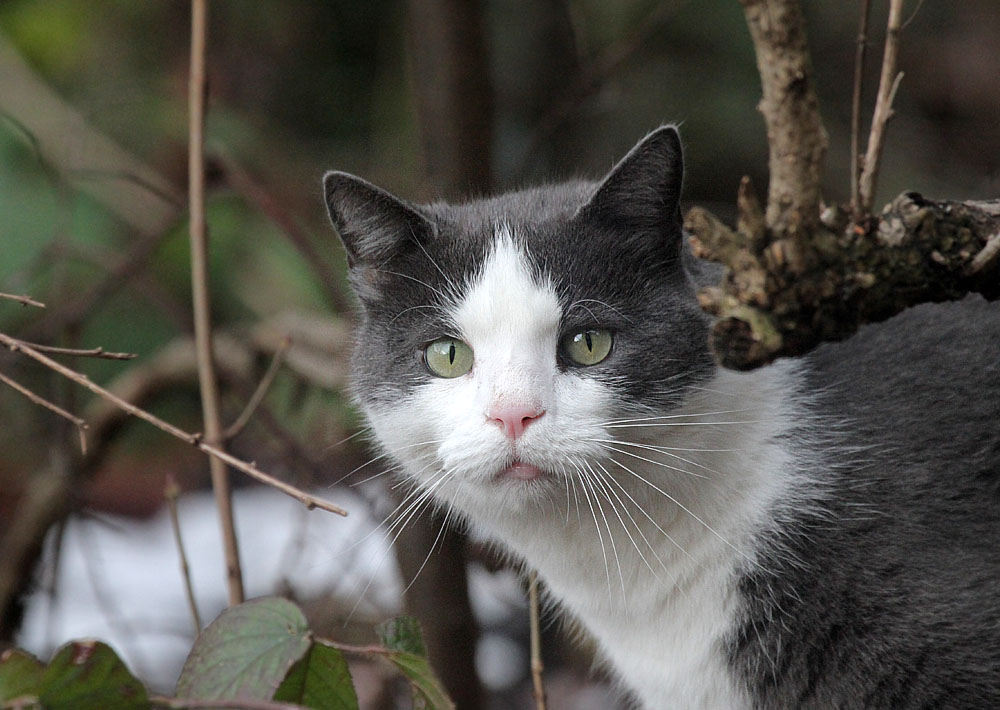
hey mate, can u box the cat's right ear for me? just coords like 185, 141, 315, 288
323, 171, 433, 268
576, 125, 684, 237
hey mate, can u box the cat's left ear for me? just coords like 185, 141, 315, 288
323, 171, 434, 268
577, 125, 683, 238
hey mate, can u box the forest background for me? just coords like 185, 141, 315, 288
1, 1, 998, 708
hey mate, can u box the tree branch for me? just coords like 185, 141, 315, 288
188, 0, 244, 606
223, 337, 290, 441
165, 474, 203, 635
858, 0, 905, 214
0, 332, 348, 516
0, 292, 45, 308
849, 0, 873, 217
528, 570, 547, 710
691, 196, 1000, 369
5, 342, 137, 361
697, 0, 1000, 369
739, 0, 827, 241
0, 370, 88, 449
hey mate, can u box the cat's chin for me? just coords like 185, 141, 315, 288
496, 460, 545, 482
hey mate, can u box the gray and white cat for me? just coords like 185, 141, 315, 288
323, 126, 1000, 709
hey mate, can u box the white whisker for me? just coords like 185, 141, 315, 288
605, 457, 752, 565
602, 408, 757, 426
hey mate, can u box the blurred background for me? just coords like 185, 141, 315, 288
1, 1, 998, 708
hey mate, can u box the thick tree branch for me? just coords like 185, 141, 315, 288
739, 0, 827, 241
691, 196, 1000, 369
701, 1, 998, 370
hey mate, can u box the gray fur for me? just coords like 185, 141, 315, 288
324, 126, 1000, 708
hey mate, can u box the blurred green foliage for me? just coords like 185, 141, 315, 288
1, 0, 998, 510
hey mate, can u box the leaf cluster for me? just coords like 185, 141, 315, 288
0, 597, 453, 710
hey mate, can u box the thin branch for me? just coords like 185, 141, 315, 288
0, 370, 88, 453
528, 569, 547, 710
858, 0, 905, 214
850, 0, 873, 218
0, 291, 45, 308
223, 336, 290, 441
739, 0, 828, 242
0, 332, 347, 516
165, 474, 203, 634
188, 0, 244, 606
6, 342, 137, 361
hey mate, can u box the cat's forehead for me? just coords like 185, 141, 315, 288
425, 180, 595, 231
452, 226, 562, 345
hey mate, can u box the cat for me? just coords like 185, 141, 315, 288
323, 126, 1000, 709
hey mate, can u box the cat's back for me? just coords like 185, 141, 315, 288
735, 296, 1000, 708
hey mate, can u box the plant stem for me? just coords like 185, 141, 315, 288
528, 569, 547, 710
188, 0, 244, 606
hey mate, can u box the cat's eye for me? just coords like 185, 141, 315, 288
424, 338, 474, 378
561, 328, 613, 366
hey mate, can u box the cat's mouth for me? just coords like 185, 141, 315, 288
496, 459, 545, 482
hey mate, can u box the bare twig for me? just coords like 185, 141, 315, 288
528, 570, 547, 710
223, 336, 290, 440
0, 291, 45, 308
850, 0, 873, 218
0, 332, 348, 516
0, 370, 88, 452
739, 0, 828, 241
6, 342, 137, 361
858, 0, 905, 214
188, 0, 244, 606
165, 474, 203, 634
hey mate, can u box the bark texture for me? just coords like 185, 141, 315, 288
690, 195, 1000, 370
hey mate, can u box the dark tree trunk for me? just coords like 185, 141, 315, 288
407, 0, 494, 199
399, 1, 495, 707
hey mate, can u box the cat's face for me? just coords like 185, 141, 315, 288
326, 127, 716, 518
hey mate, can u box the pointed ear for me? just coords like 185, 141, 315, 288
323, 171, 433, 267
577, 125, 684, 234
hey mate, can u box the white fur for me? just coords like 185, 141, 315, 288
365, 229, 805, 709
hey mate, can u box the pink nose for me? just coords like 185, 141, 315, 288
489, 405, 545, 440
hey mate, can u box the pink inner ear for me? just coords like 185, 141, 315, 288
488, 404, 545, 440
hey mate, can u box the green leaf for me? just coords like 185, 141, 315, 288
0, 648, 44, 701
273, 641, 358, 710
383, 651, 454, 710
176, 596, 311, 701
375, 617, 452, 710
375, 616, 426, 656
38, 641, 149, 710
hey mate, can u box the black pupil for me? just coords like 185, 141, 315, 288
448, 342, 456, 364
584, 332, 593, 352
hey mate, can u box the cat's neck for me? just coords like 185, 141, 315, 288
469, 362, 806, 707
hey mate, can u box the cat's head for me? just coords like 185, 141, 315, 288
324, 127, 716, 516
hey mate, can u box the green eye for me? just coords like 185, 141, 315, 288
562, 328, 613, 366
424, 338, 474, 378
